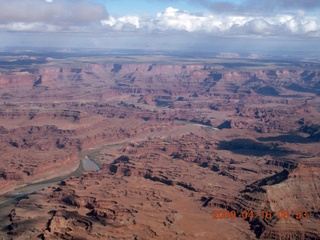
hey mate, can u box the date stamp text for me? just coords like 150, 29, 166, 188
212, 209, 308, 220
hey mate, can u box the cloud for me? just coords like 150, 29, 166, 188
0, 1, 319, 41
243, 19, 273, 35
166, 8, 320, 37
184, 0, 320, 14
101, 15, 140, 31
0, 0, 108, 25
154, 7, 219, 32
101, 7, 320, 38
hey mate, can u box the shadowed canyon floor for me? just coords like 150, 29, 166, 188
0, 52, 319, 239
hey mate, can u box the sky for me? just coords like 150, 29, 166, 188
0, 0, 320, 54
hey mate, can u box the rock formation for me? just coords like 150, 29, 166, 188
0, 54, 319, 239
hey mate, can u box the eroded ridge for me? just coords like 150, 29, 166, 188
0, 59, 319, 239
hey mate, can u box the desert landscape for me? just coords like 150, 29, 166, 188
0, 50, 319, 239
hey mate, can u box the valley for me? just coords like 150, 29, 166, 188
0, 51, 319, 239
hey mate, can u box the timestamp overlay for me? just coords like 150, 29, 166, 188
212, 209, 309, 221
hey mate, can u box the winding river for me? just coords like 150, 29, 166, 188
0, 156, 100, 230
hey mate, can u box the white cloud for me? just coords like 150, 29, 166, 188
101, 15, 140, 30
0, 1, 319, 40
285, 19, 299, 33
303, 20, 318, 33
155, 7, 216, 32
0, 0, 108, 24
243, 19, 273, 35
100, 7, 320, 38
0, 22, 58, 32
188, 0, 320, 14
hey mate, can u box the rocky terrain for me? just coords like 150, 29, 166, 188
0, 53, 319, 239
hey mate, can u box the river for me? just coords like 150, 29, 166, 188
176, 119, 220, 130
0, 156, 100, 231
81, 156, 100, 171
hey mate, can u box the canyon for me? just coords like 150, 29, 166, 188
0, 52, 319, 239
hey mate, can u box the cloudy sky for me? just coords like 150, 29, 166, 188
0, 0, 319, 54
